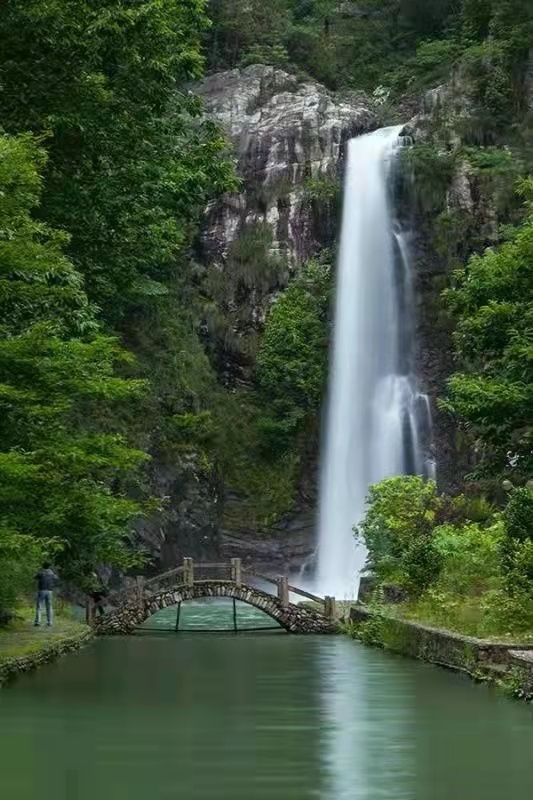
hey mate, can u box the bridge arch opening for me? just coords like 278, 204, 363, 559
139, 597, 286, 634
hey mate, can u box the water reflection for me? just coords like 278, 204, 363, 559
319, 637, 415, 799
319, 637, 533, 800
0, 630, 532, 799
139, 598, 284, 632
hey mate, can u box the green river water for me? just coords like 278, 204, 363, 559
1, 600, 532, 800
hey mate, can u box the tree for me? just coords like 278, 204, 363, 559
355, 476, 443, 595
0, 133, 148, 585
0, 526, 56, 621
442, 179, 533, 480
0, 0, 235, 320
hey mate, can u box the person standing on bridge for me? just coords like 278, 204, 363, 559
34, 563, 59, 627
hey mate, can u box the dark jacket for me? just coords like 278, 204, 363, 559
35, 569, 58, 591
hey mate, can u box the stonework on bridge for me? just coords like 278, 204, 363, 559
95, 581, 338, 635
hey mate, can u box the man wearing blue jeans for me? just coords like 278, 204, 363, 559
34, 563, 58, 627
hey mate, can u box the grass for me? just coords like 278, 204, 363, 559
0, 601, 89, 663
379, 595, 533, 645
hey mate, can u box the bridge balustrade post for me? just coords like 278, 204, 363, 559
231, 558, 242, 587
278, 576, 289, 609
324, 596, 336, 620
136, 576, 145, 613
183, 557, 194, 587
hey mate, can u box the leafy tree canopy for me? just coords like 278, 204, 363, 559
0, 0, 236, 319
0, 132, 148, 587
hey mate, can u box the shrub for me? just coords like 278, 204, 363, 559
432, 520, 504, 596
502, 488, 533, 595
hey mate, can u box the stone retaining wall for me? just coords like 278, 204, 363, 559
349, 606, 533, 700
508, 651, 533, 702
0, 628, 93, 687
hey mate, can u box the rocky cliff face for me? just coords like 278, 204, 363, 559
138, 66, 377, 574
403, 86, 472, 491
200, 65, 375, 261
198, 64, 376, 380
143, 66, 502, 573
404, 78, 522, 490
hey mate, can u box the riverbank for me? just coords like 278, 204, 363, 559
348, 605, 533, 702
0, 608, 92, 686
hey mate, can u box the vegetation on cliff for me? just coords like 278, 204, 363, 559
443, 181, 533, 482
214, 255, 332, 530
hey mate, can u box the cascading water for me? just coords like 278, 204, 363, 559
316, 126, 435, 600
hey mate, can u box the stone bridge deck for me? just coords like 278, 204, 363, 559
93, 559, 338, 635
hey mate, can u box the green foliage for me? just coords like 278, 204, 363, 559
208, 0, 459, 90
0, 0, 236, 319
226, 224, 284, 288
128, 289, 221, 463
256, 256, 331, 454
460, 1, 533, 141
464, 146, 525, 219
442, 182, 533, 479
504, 488, 533, 543
501, 487, 533, 595
355, 476, 443, 595
240, 44, 290, 68
358, 477, 533, 638
201, 254, 332, 530
0, 132, 148, 591
303, 175, 341, 204
390, 37, 460, 95
351, 615, 385, 648
432, 520, 504, 595
0, 135, 97, 338
202, 223, 285, 362
0, 529, 58, 616
0, 1, 240, 599
212, 390, 300, 530
208, 0, 291, 70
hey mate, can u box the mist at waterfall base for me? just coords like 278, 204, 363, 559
315, 126, 434, 601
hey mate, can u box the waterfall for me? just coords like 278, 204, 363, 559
316, 126, 434, 600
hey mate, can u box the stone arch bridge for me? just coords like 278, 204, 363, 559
93, 559, 338, 635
